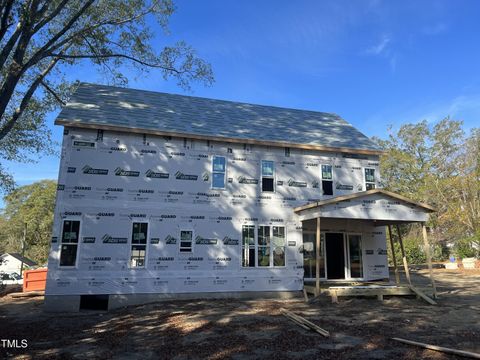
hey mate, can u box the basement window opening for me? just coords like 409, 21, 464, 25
80, 295, 109, 311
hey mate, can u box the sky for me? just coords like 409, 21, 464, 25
2, 0, 480, 206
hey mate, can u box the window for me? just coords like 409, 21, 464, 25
285, 147, 290, 157
261, 160, 275, 192
257, 226, 270, 266
272, 226, 286, 266
241, 225, 286, 268
365, 168, 376, 190
348, 234, 363, 278
321, 165, 333, 195
212, 156, 226, 189
180, 230, 193, 252
60, 220, 80, 266
242, 225, 255, 267
131, 223, 148, 267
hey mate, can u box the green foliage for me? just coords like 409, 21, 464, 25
376, 118, 480, 258
453, 236, 480, 259
0, 1, 214, 192
0, 180, 57, 264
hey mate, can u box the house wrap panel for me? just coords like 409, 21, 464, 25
46, 127, 382, 296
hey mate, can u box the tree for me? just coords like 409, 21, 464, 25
0, 1, 214, 192
0, 179, 57, 264
375, 118, 480, 251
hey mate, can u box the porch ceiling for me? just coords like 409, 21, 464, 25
293, 189, 436, 224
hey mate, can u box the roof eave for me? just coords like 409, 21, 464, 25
55, 119, 385, 156
294, 189, 437, 213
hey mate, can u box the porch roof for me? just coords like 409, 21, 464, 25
293, 189, 436, 225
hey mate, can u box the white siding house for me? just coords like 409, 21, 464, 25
0, 253, 37, 275
45, 83, 434, 311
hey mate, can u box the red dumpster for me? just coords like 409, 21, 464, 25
23, 268, 47, 292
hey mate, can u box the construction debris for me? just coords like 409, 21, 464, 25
392, 337, 480, 359
408, 285, 437, 305
280, 308, 330, 337
9, 291, 45, 298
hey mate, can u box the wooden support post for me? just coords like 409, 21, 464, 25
422, 223, 437, 299
303, 288, 309, 303
387, 225, 400, 285
395, 224, 412, 286
315, 217, 321, 296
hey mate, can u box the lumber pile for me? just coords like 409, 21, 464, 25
280, 308, 330, 337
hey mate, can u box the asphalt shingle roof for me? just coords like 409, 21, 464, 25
1, 253, 37, 267
55, 83, 381, 153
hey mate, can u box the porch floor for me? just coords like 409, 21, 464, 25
304, 280, 435, 304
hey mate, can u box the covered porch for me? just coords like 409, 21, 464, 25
294, 189, 437, 303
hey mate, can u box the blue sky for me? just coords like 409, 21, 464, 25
2, 0, 480, 206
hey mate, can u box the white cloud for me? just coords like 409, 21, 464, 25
422, 23, 448, 36
365, 35, 391, 55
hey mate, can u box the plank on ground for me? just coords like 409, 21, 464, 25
280, 308, 330, 337
392, 337, 480, 359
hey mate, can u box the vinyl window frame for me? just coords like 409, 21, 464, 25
364, 167, 376, 190
129, 222, 149, 268
320, 164, 334, 196
211, 155, 226, 190
59, 219, 81, 268
241, 225, 256, 268
179, 229, 194, 253
241, 225, 286, 268
261, 160, 275, 193
346, 232, 364, 280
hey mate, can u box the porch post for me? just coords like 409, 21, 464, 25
387, 225, 400, 285
395, 224, 412, 286
422, 223, 437, 298
316, 216, 321, 296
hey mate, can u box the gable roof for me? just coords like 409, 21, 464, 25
55, 83, 383, 155
0, 253, 37, 267
294, 189, 436, 214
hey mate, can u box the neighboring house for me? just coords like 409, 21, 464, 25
0, 253, 37, 275
45, 83, 434, 311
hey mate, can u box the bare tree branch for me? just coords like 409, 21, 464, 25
0, 56, 60, 141
0, 0, 15, 41
36, 1, 162, 61
23, 0, 95, 70
49, 52, 184, 74
40, 80, 65, 105
32, 0, 69, 33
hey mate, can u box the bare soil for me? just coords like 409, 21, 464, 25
0, 268, 479, 359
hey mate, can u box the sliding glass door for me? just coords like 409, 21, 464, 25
347, 234, 363, 279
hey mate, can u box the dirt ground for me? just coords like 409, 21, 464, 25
1, 268, 479, 359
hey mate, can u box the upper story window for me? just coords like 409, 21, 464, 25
180, 230, 193, 252
261, 160, 275, 192
365, 168, 376, 190
212, 156, 226, 189
321, 164, 333, 196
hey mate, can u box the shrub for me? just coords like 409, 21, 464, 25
454, 236, 480, 259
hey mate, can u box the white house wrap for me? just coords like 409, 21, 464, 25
45, 83, 434, 311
